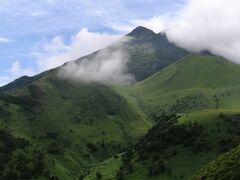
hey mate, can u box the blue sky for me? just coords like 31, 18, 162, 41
0, 0, 186, 86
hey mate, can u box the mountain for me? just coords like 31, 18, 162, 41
0, 26, 187, 179
1, 27, 240, 180
69, 26, 188, 82
85, 54, 240, 180
1, 26, 188, 91
130, 54, 240, 117
89, 111, 240, 180
0, 69, 151, 179
125, 26, 189, 80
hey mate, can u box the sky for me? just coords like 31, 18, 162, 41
1, 0, 240, 86
0, 0, 185, 86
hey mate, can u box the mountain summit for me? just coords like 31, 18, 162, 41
128, 26, 156, 37
0, 27, 240, 180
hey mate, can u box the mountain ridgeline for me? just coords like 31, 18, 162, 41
0, 27, 239, 180
125, 26, 189, 80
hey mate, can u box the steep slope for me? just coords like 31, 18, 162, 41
1, 27, 188, 93
71, 26, 188, 81
0, 25, 188, 179
131, 54, 240, 116
125, 26, 189, 80
192, 145, 240, 180
84, 54, 240, 179
1, 28, 240, 180
86, 111, 240, 180
0, 25, 189, 177
0, 69, 151, 179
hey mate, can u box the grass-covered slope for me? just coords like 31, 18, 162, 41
86, 110, 240, 180
83, 54, 240, 180
0, 26, 189, 179
131, 54, 240, 116
192, 145, 240, 180
0, 70, 151, 179
122, 111, 240, 180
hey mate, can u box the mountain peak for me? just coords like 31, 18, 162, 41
128, 26, 156, 37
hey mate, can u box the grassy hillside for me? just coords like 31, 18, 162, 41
86, 110, 240, 180
0, 26, 189, 179
0, 70, 151, 179
1, 30, 240, 180
192, 145, 240, 180
130, 54, 240, 116
84, 54, 240, 180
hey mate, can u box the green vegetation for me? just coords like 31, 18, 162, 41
0, 129, 45, 180
0, 72, 151, 179
126, 26, 188, 81
130, 54, 240, 116
87, 111, 240, 180
192, 145, 240, 180
1, 27, 240, 179
85, 54, 240, 180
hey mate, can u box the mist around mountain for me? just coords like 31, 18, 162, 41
0, 27, 240, 180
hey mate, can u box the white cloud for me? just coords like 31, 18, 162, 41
130, 16, 166, 33
28, 10, 50, 17
165, 0, 240, 63
43, 36, 70, 53
0, 61, 35, 87
38, 28, 121, 71
0, 37, 12, 43
9, 61, 35, 76
58, 37, 135, 85
108, 0, 240, 64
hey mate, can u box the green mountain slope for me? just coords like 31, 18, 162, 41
125, 26, 189, 80
0, 26, 188, 179
1, 28, 240, 180
192, 145, 240, 180
84, 54, 240, 180
86, 110, 240, 180
0, 70, 152, 179
131, 54, 240, 116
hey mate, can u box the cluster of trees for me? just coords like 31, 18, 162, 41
86, 141, 124, 161
0, 129, 46, 180
135, 114, 208, 157
218, 113, 240, 152
170, 96, 207, 113
116, 113, 209, 178
0, 84, 42, 113
45, 131, 60, 139
192, 145, 240, 180
0, 106, 11, 122
148, 161, 166, 176
219, 137, 240, 152
47, 143, 64, 155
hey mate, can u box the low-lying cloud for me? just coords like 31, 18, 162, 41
37, 28, 121, 71
0, 36, 12, 43
58, 37, 135, 85
165, 0, 240, 63
110, 0, 240, 63
30, 0, 240, 86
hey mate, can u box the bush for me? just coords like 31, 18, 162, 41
47, 143, 64, 155
116, 170, 124, 180
96, 172, 102, 180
